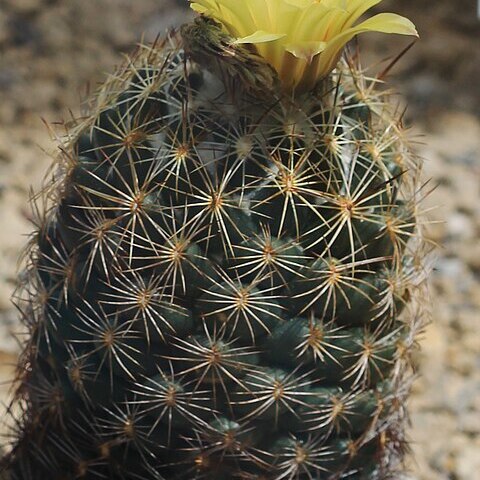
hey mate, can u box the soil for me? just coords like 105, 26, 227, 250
0, 1, 478, 478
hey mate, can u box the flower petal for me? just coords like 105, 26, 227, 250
355, 12, 419, 36
315, 12, 419, 78
234, 30, 287, 44
285, 41, 328, 59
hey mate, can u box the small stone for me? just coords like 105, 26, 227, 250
4, 0, 43, 14
459, 411, 480, 435
455, 440, 480, 480
435, 257, 465, 279
446, 212, 475, 240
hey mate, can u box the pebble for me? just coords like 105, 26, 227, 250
447, 212, 476, 240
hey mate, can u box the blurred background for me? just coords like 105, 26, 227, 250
0, 1, 478, 478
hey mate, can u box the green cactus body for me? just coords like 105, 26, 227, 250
1, 18, 426, 480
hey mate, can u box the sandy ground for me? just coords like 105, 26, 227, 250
0, 1, 479, 478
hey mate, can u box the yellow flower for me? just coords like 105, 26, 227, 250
189, 0, 418, 92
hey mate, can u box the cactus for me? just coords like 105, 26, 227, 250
1, 1, 428, 479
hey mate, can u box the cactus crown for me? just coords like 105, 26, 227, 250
190, 0, 417, 92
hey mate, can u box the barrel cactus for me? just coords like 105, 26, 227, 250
1, 1, 428, 479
